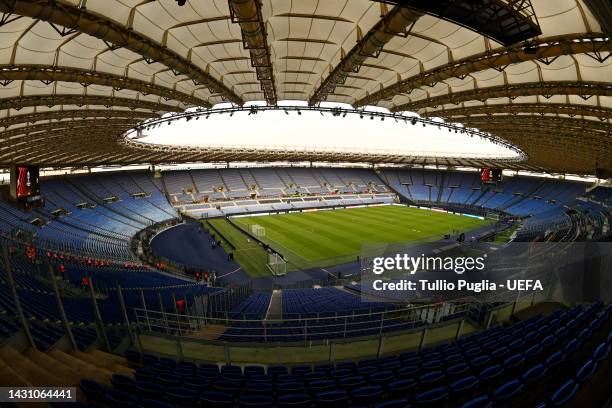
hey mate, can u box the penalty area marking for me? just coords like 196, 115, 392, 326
217, 266, 243, 279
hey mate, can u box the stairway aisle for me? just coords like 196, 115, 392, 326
265, 290, 283, 320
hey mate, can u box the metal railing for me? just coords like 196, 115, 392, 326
134, 298, 479, 343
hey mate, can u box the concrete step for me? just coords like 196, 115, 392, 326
24, 348, 81, 385
69, 350, 132, 377
48, 349, 112, 385
265, 290, 282, 320
0, 353, 30, 386
0, 345, 61, 386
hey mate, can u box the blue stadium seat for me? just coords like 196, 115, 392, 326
135, 381, 164, 400
374, 400, 411, 408
166, 387, 198, 406
522, 364, 549, 385
351, 385, 384, 405
239, 395, 274, 408
315, 390, 349, 407
458, 395, 493, 408
492, 379, 524, 404
111, 374, 135, 392
105, 390, 139, 408
575, 359, 598, 383
450, 375, 479, 400
387, 378, 418, 398
415, 386, 448, 407
200, 391, 234, 408
592, 342, 610, 363
140, 399, 174, 408
276, 393, 311, 408
80, 379, 106, 404
549, 379, 579, 406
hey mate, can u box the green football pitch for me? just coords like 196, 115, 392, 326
229, 205, 490, 274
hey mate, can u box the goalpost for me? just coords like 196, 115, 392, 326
250, 224, 266, 237
267, 252, 287, 276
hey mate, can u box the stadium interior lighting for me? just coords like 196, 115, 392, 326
523, 41, 537, 54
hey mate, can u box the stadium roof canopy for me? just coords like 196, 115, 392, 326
0, 0, 609, 175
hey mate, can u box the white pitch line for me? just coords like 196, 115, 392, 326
217, 266, 243, 278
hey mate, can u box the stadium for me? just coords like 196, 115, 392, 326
0, 0, 610, 407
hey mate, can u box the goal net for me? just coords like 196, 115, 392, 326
267, 253, 287, 276
485, 212, 501, 221
250, 224, 266, 237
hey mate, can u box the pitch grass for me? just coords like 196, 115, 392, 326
233, 205, 490, 272
205, 219, 271, 278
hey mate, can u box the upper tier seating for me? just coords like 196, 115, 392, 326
379, 169, 587, 217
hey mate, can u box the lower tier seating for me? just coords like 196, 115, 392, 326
80, 302, 611, 407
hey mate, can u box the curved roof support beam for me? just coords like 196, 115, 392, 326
228, 0, 277, 105
0, 109, 155, 129
309, 5, 423, 105
0, 95, 184, 112
493, 130, 609, 157
0, 65, 205, 107
479, 128, 609, 150
0, 131, 130, 164
583, 0, 612, 34
392, 81, 612, 112
0, 118, 138, 141
421, 103, 612, 121
0, 0, 242, 105
370, 0, 540, 45
356, 34, 611, 107
462, 116, 611, 133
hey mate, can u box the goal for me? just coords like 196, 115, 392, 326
250, 224, 266, 237
267, 253, 287, 276
485, 212, 501, 221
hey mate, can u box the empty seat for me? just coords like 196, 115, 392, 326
374, 399, 411, 408
351, 385, 384, 405
522, 364, 549, 385
239, 395, 274, 408
575, 359, 597, 383
315, 390, 349, 408
492, 379, 524, 403
111, 373, 135, 392
245, 382, 273, 395
450, 375, 479, 400
276, 393, 311, 408
459, 395, 493, 408
415, 386, 448, 407
80, 379, 107, 404
135, 381, 164, 400
166, 387, 198, 406
549, 379, 579, 406
592, 342, 610, 363
308, 379, 335, 393
200, 391, 234, 408
105, 389, 139, 408
140, 399, 174, 408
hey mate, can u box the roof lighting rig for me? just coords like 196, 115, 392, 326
128, 105, 526, 162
